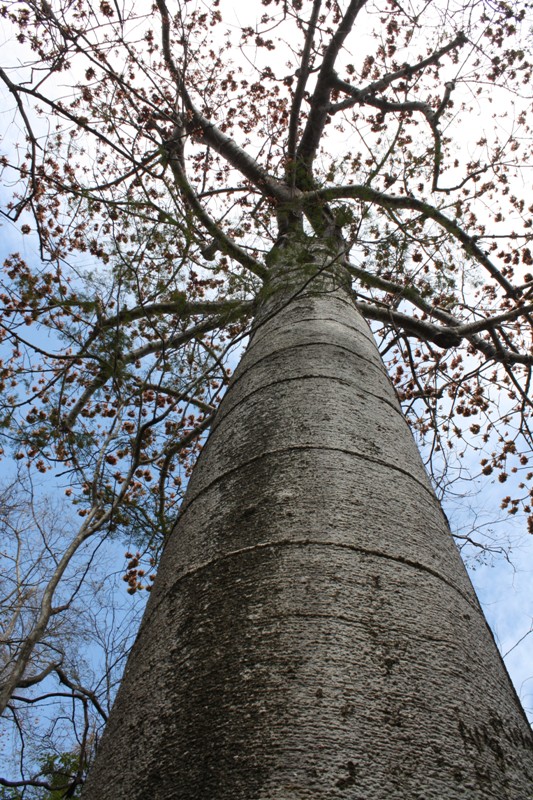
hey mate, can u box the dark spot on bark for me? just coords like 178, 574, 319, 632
315, 687, 324, 698
458, 716, 510, 772
336, 760, 357, 789
384, 705, 403, 727
383, 656, 398, 675
433, 329, 462, 349
340, 701, 355, 719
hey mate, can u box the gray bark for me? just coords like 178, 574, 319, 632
83, 238, 533, 799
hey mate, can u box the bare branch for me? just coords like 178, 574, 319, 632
287, 0, 322, 169
296, 0, 368, 174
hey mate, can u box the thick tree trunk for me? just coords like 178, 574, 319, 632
83, 238, 533, 799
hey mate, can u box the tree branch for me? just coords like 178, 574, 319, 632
286, 0, 322, 170
328, 33, 466, 191
329, 33, 466, 114
55, 666, 108, 722
296, 0, 368, 174
163, 130, 269, 278
303, 184, 518, 298
155, 0, 290, 204
93, 298, 254, 339
356, 299, 533, 364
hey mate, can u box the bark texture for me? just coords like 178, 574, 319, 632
83, 238, 533, 799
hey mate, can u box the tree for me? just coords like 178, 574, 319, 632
0, 477, 135, 797
1, 0, 533, 795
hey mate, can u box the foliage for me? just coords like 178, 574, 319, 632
0, 751, 84, 798
39, 753, 84, 798
1, 0, 533, 791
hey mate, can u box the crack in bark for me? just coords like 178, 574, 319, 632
251, 310, 376, 349
210, 365, 403, 435
179, 443, 438, 518
140, 539, 481, 635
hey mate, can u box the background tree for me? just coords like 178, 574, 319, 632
0, 476, 140, 797
1, 0, 533, 795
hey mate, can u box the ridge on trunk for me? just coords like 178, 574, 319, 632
82, 238, 533, 799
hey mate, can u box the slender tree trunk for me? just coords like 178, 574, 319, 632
83, 237, 533, 799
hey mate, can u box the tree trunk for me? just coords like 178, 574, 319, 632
83, 237, 533, 799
